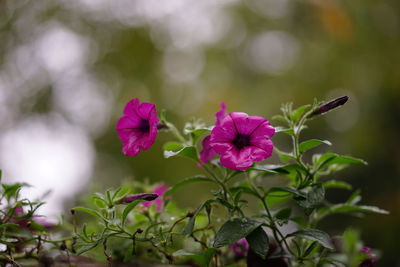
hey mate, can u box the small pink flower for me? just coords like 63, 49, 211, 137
209, 111, 275, 170
200, 102, 227, 163
231, 238, 249, 258
359, 247, 377, 267
116, 98, 159, 156
142, 184, 171, 212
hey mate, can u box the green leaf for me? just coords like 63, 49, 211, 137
323, 180, 352, 190
297, 184, 325, 209
271, 115, 288, 123
246, 226, 269, 259
268, 186, 305, 198
173, 248, 216, 267
316, 204, 389, 221
164, 146, 198, 161
275, 127, 294, 135
122, 200, 145, 224
0, 223, 18, 230
299, 139, 331, 154
73, 207, 102, 219
164, 176, 215, 197
163, 141, 184, 152
316, 153, 367, 171
292, 104, 311, 122
183, 200, 215, 236
302, 241, 318, 258
275, 208, 292, 221
288, 229, 334, 249
213, 218, 261, 248
76, 242, 101, 255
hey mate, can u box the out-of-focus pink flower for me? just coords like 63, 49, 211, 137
231, 238, 250, 258
10, 207, 54, 230
120, 193, 158, 204
142, 184, 171, 212
209, 111, 275, 170
116, 98, 159, 156
359, 247, 377, 267
200, 102, 227, 163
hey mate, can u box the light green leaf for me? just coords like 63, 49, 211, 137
164, 146, 198, 161
323, 180, 352, 190
122, 200, 145, 225
292, 104, 311, 122
73, 207, 102, 219
299, 139, 331, 154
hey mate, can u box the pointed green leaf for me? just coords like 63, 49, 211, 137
122, 200, 145, 225
246, 226, 269, 259
288, 229, 334, 249
213, 218, 261, 248
299, 139, 331, 154
73, 207, 102, 219
164, 146, 198, 161
323, 180, 352, 190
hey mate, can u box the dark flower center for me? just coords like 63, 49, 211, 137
138, 119, 150, 133
232, 134, 251, 150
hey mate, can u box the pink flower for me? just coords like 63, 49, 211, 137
231, 238, 249, 258
200, 102, 227, 163
209, 110, 275, 170
116, 98, 159, 156
142, 184, 171, 212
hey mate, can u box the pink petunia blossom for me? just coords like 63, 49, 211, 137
209, 111, 275, 170
142, 184, 171, 212
231, 238, 250, 258
116, 98, 159, 156
200, 102, 227, 163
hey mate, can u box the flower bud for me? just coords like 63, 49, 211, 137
136, 228, 143, 234
120, 193, 158, 204
187, 210, 196, 217
309, 96, 349, 117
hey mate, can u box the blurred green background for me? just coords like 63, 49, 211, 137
0, 0, 399, 265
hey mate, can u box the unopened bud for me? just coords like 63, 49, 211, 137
309, 96, 349, 117
136, 228, 143, 234
60, 242, 67, 251
70, 209, 75, 215
120, 193, 158, 204
187, 210, 196, 217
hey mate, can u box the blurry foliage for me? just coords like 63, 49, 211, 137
0, 0, 399, 265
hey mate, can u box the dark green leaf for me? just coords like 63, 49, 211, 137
213, 218, 261, 248
164, 176, 215, 197
246, 226, 269, 259
288, 229, 334, 249
76, 242, 101, 255
303, 241, 318, 258
275, 208, 292, 221
164, 146, 198, 161
299, 139, 331, 154
275, 127, 294, 135
297, 184, 325, 209
183, 200, 215, 236
316, 204, 389, 221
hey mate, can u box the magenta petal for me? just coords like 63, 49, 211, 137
138, 102, 156, 120
251, 139, 274, 158
123, 98, 140, 117
230, 112, 266, 135
220, 148, 253, 170
116, 116, 142, 142
210, 141, 235, 155
200, 135, 217, 162
215, 102, 227, 126
251, 121, 275, 139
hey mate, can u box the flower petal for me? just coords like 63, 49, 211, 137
219, 147, 254, 170
138, 102, 156, 120
123, 98, 140, 117
250, 120, 275, 139
250, 139, 274, 159
200, 135, 217, 162
230, 112, 266, 135
215, 102, 227, 126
